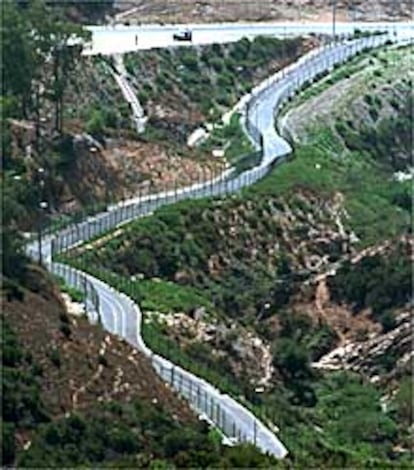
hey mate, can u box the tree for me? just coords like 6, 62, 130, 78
86, 109, 105, 137
2, 0, 90, 136
273, 337, 313, 382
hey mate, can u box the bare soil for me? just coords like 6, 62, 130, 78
114, 0, 412, 24
2, 266, 196, 425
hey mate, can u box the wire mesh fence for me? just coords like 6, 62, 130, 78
151, 356, 253, 444
42, 31, 397, 455
49, 262, 100, 325
50, 32, 393, 257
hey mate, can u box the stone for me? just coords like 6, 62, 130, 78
191, 306, 206, 321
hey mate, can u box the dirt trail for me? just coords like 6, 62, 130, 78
315, 279, 347, 344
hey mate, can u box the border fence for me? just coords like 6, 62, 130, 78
26, 29, 405, 459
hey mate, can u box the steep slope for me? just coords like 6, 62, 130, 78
62, 43, 413, 467
4, 9, 312, 228
2, 267, 275, 467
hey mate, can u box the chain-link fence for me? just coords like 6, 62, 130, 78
51, 32, 395, 257
151, 356, 259, 445
38, 31, 399, 457
48, 261, 100, 325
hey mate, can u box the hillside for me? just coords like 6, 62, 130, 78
3, 0, 313, 228
2, 267, 275, 467
114, 0, 412, 24
63, 44, 413, 467
3, 2, 412, 467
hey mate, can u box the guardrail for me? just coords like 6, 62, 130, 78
29, 30, 401, 459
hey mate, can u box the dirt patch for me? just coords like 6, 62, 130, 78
281, 47, 413, 143
2, 267, 196, 423
101, 138, 225, 194
114, 0, 411, 23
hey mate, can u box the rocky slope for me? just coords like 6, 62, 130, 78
2, 267, 193, 459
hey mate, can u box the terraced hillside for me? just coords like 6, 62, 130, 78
64, 44, 413, 467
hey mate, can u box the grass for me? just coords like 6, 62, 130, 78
124, 36, 303, 124
246, 126, 411, 246
56, 258, 245, 400
56, 40, 413, 468
282, 44, 413, 116
54, 275, 85, 303
199, 112, 256, 168
135, 278, 214, 314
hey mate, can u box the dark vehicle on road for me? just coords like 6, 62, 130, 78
173, 29, 192, 41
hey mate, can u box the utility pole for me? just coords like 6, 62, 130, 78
36, 167, 47, 265
332, 0, 337, 43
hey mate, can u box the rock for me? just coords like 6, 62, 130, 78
191, 306, 206, 321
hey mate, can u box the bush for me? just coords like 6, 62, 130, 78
209, 56, 224, 72
86, 109, 105, 136
180, 51, 199, 71
363, 94, 374, 106
376, 310, 396, 333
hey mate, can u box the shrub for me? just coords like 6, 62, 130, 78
86, 109, 105, 136
209, 56, 224, 72
363, 94, 374, 106
180, 51, 199, 71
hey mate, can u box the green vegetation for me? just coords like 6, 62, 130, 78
2, 0, 90, 233
61, 47, 412, 467
124, 36, 303, 123
251, 127, 411, 245
19, 401, 275, 468
283, 45, 412, 114
335, 88, 412, 172
135, 278, 214, 314
2, 319, 50, 466
279, 371, 412, 468
327, 242, 411, 327
2, 285, 274, 468
199, 112, 259, 171
55, 276, 85, 303
4, 8, 412, 466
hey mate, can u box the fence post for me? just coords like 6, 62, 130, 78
253, 418, 257, 446
83, 276, 88, 318
197, 385, 201, 409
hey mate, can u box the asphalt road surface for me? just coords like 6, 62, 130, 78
82, 21, 413, 55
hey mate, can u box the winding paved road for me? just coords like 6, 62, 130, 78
28, 24, 412, 459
